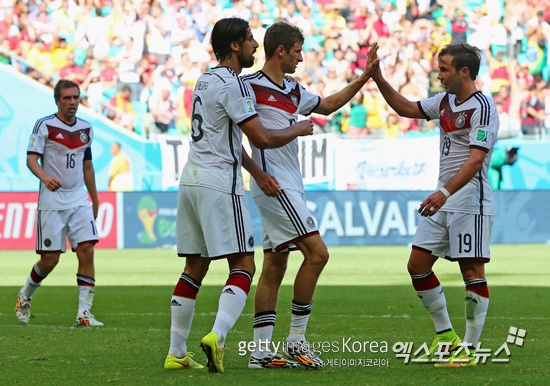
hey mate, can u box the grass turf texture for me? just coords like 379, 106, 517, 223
1, 245, 548, 385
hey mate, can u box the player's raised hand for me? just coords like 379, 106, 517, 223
45, 176, 62, 191
293, 119, 314, 136
364, 42, 380, 79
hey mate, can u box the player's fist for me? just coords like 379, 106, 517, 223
45, 177, 62, 191
294, 119, 314, 136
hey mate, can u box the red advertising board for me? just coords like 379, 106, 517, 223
0, 192, 118, 250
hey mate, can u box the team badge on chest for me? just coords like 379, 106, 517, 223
80, 132, 89, 144
455, 114, 466, 129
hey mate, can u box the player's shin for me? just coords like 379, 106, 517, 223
169, 273, 201, 358
463, 279, 489, 347
212, 269, 252, 348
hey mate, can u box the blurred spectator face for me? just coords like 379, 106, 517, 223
498, 86, 510, 98
161, 88, 170, 100
66, 53, 75, 65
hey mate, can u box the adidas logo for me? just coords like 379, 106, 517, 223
222, 288, 235, 295
56, 133, 64, 139
268, 95, 277, 102
171, 299, 181, 306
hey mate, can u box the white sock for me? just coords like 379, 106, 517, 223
168, 296, 196, 358
287, 300, 312, 342
417, 285, 453, 333
463, 286, 489, 347
22, 263, 46, 298
77, 275, 95, 311
252, 311, 276, 358
212, 285, 247, 348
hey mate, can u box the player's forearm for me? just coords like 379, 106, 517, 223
373, 76, 422, 119
316, 77, 370, 115
83, 162, 99, 203
241, 147, 262, 178
26, 156, 50, 184
443, 153, 486, 196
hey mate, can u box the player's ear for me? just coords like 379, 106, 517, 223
277, 45, 286, 57
230, 40, 240, 53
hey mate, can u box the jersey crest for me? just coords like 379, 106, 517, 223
438, 95, 475, 133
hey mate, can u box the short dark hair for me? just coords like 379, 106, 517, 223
54, 79, 80, 101
439, 43, 481, 80
211, 17, 250, 62
264, 21, 304, 60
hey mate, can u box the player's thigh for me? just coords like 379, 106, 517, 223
67, 206, 99, 250
176, 186, 206, 256
254, 190, 318, 252
448, 212, 493, 262
36, 209, 69, 252
412, 211, 451, 258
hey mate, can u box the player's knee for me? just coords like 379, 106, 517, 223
307, 248, 329, 271
407, 260, 430, 276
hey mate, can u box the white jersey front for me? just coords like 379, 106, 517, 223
179, 66, 258, 195
418, 91, 499, 215
243, 71, 320, 197
27, 114, 93, 210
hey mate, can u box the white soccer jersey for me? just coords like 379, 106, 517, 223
418, 91, 499, 215
179, 66, 259, 195
27, 114, 94, 210
242, 71, 320, 197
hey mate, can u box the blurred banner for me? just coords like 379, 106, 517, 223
0, 192, 118, 250
2, 64, 549, 193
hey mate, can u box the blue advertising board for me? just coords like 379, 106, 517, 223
122, 190, 550, 248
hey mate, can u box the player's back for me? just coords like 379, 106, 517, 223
180, 67, 258, 195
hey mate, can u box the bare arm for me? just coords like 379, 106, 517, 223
27, 153, 62, 191
240, 117, 313, 150
372, 62, 425, 119
419, 148, 487, 217
83, 159, 99, 218
314, 43, 379, 115
241, 146, 281, 197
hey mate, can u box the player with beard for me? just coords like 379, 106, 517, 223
164, 17, 314, 373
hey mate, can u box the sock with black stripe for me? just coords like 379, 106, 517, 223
287, 300, 312, 342
77, 274, 95, 311
252, 311, 276, 358
22, 263, 47, 298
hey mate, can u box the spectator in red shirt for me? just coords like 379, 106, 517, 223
59, 52, 88, 84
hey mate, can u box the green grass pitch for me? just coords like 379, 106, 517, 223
1, 244, 549, 385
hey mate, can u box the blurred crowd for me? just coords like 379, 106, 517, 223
0, 0, 549, 140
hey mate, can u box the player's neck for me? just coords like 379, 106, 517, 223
454, 82, 478, 104
261, 61, 285, 86
218, 57, 243, 75
56, 113, 76, 125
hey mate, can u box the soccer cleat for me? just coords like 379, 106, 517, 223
417, 329, 462, 363
75, 309, 104, 326
283, 340, 325, 368
164, 353, 204, 369
248, 353, 301, 369
15, 291, 31, 324
434, 347, 477, 367
200, 332, 224, 373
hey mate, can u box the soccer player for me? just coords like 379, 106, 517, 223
164, 17, 314, 373
242, 22, 379, 369
16, 79, 102, 327
370, 43, 499, 367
